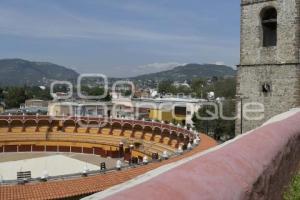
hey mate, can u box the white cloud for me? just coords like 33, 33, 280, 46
138, 62, 185, 70
215, 61, 225, 65
132, 62, 186, 75
0, 5, 203, 43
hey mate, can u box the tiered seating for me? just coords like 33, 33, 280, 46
24, 121, 37, 133
123, 130, 132, 138
143, 132, 153, 141
38, 126, 49, 133
153, 135, 162, 143
162, 137, 170, 145
101, 128, 111, 135
0, 127, 9, 133
141, 140, 175, 155
112, 129, 122, 136
134, 131, 143, 139
64, 126, 75, 133
89, 127, 99, 134
0, 118, 187, 160
0, 121, 8, 133
48, 133, 123, 148
170, 139, 179, 148
77, 127, 88, 133
51, 125, 60, 133
11, 126, 23, 133
0, 133, 46, 142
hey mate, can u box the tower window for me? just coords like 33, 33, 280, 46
261, 7, 277, 47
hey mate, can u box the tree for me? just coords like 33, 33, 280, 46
191, 78, 205, 98
176, 85, 192, 95
4, 87, 28, 108
25, 86, 52, 100
158, 80, 176, 94
192, 100, 236, 141
80, 86, 112, 101
213, 78, 236, 98
0, 87, 4, 100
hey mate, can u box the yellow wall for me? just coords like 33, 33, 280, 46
0, 106, 4, 114
149, 109, 186, 123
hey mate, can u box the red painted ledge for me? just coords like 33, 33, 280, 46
86, 109, 300, 200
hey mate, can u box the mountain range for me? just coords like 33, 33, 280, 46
0, 59, 79, 86
0, 59, 236, 86
129, 63, 236, 82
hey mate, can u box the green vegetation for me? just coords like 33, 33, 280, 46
0, 85, 112, 109
158, 77, 236, 99
4, 87, 29, 108
1, 86, 51, 108
284, 172, 300, 200
0, 88, 4, 100
157, 76, 237, 141
131, 63, 236, 82
81, 86, 112, 101
0, 58, 78, 86
192, 100, 236, 141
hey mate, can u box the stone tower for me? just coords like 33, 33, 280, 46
236, 0, 300, 134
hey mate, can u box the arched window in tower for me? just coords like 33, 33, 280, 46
261, 7, 277, 47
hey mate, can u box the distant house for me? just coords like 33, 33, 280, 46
25, 99, 49, 108
48, 101, 113, 117
173, 80, 190, 88
0, 102, 5, 114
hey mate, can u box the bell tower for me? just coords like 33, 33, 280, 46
236, 0, 300, 134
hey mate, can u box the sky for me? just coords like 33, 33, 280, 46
0, 0, 240, 77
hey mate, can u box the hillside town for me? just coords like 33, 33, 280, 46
0, 76, 236, 141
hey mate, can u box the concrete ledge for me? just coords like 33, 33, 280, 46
86, 109, 300, 200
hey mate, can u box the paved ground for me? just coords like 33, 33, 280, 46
0, 152, 117, 167
0, 152, 118, 180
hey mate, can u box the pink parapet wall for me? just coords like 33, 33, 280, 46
84, 109, 300, 200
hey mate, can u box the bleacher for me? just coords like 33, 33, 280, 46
0, 117, 190, 159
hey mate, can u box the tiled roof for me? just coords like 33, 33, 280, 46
0, 134, 217, 200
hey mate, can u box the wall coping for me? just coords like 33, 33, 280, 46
84, 108, 300, 200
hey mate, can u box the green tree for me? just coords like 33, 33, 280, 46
80, 86, 112, 101
191, 78, 205, 98
214, 78, 236, 98
176, 85, 192, 95
0, 87, 4, 100
192, 100, 236, 141
158, 80, 176, 94
25, 86, 52, 100
4, 87, 28, 108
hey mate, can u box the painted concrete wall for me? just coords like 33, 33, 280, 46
85, 109, 300, 200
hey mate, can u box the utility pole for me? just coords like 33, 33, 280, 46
236, 94, 248, 135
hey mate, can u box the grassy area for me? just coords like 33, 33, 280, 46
284, 172, 300, 200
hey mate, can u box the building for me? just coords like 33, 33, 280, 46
0, 102, 4, 114
236, 0, 300, 134
133, 97, 204, 127
48, 101, 113, 117
25, 99, 49, 108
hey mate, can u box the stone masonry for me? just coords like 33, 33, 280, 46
236, 0, 300, 134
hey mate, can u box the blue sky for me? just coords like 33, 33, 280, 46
0, 0, 240, 77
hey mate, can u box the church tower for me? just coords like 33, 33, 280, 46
236, 0, 300, 134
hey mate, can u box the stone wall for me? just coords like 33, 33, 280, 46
236, 0, 300, 134
236, 64, 300, 133
240, 0, 299, 65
